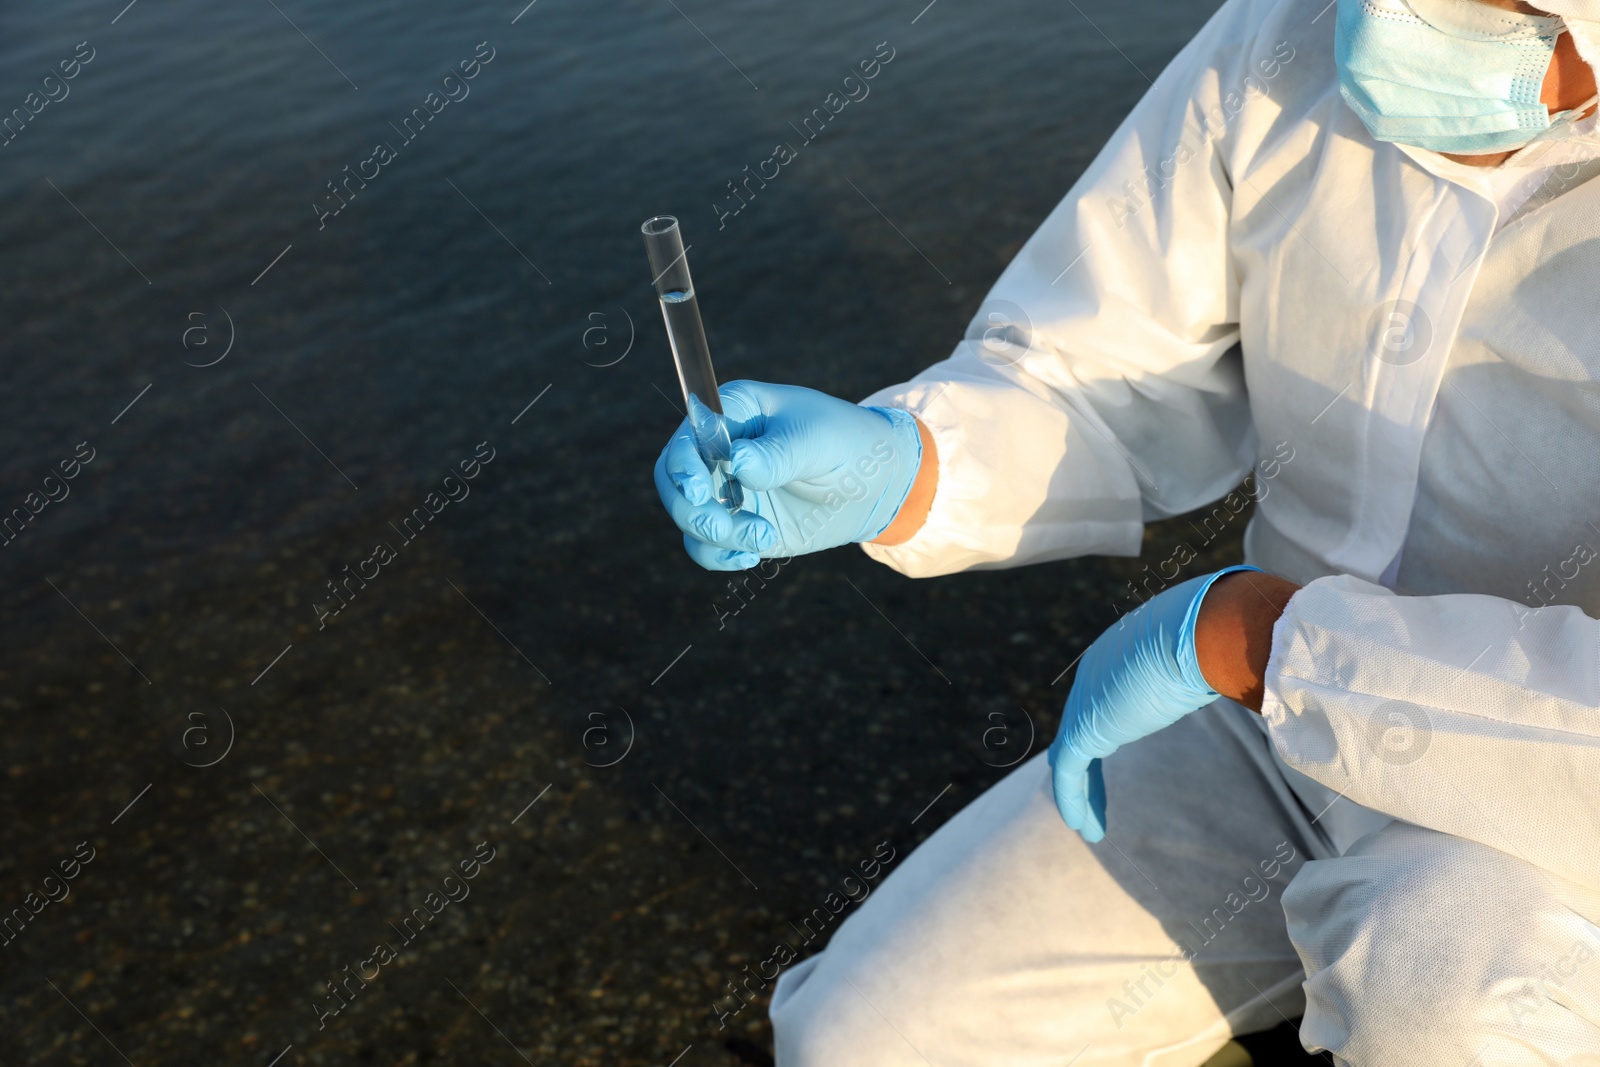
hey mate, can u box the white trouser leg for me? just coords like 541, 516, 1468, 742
1285, 821, 1600, 1067
770, 700, 1330, 1067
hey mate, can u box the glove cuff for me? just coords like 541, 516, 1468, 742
1173, 564, 1263, 697
854, 405, 924, 543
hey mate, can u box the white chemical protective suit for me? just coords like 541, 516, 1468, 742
768, 0, 1600, 1063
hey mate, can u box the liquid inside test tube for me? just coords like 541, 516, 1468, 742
643, 216, 743, 511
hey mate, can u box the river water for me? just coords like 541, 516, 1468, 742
0, 1, 1246, 1064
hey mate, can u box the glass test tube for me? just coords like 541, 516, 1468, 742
642, 215, 743, 512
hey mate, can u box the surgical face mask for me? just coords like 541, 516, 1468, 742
1336, 0, 1570, 154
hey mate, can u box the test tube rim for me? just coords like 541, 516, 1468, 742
641, 214, 680, 237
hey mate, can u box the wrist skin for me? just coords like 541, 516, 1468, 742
1194, 570, 1301, 712
870, 415, 938, 546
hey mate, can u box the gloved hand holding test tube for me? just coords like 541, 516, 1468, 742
642, 215, 743, 513
647, 214, 927, 571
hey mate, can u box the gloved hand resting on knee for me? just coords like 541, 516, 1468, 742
653, 380, 925, 571
1048, 565, 1262, 843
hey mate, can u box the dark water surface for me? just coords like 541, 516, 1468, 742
0, 1, 1249, 1063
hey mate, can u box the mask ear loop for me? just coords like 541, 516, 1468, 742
1546, 17, 1600, 123
1501, 90, 1599, 166
1554, 91, 1600, 123
1544, 32, 1598, 129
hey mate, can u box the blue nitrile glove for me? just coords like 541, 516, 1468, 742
1047, 565, 1261, 843
654, 380, 923, 571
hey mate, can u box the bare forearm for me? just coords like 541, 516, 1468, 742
1194, 570, 1301, 712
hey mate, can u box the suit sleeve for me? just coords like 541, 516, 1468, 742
1262, 573, 1600, 889
860, 0, 1289, 578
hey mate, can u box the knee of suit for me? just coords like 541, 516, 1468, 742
1282, 823, 1600, 1066
768, 955, 872, 1067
